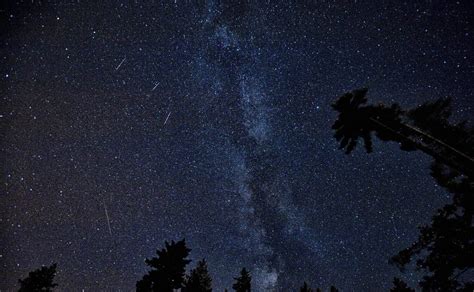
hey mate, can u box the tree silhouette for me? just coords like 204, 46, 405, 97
300, 283, 338, 292
390, 101, 473, 291
183, 259, 212, 292
332, 89, 474, 290
331, 88, 474, 177
300, 281, 313, 292
136, 239, 191, 292
18, 263, 58, 292
390, 162, 473, 291
390, 278, 415, 292
331, 88, 403, 153
232, 268, 251, 292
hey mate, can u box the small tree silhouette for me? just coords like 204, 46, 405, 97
300, 281, 313, 292
136, 239, 191, 292
18, 263, 58, 292
232, 268, 251, 292
390, 278, 415, 292
183, 259, 212, 292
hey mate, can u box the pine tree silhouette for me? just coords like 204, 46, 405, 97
332, 89, 474, 290
390, 278, 415, 292
232, 268, 251, 292
329, 286, 339, 292
136, 239, 191, 292
390, 102, 473, 291
300, 281, 313, 292
183, 259, 212, 292
331, 88, 474, 177
390, 164, 474, 291
18, 263, 58, 292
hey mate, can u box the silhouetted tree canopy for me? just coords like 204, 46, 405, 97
390, 161, 474, 291
299, 282, 339, 292
332, 88, 474, 177
232, 268, 251, 292
332, 88, 474, 291
390, 278, 415, 292
183, 259, 212, 292
136, 239, 191, 292
392, 102, 473, 291
18, 263, 58, 292
300, 281, 313, 292
15, 243, 343, 291
331, 88, 404, 153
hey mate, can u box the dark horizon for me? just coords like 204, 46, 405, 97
1, 1, 473, 291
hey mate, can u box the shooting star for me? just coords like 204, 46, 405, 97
115, 57, 126, 71
163, 111, 171, 125
103, 201, 112, 235
152, 82, 160, 91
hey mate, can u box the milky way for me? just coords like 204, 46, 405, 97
1, 1, 473, 291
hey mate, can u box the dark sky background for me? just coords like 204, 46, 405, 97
1, 1, 473, 291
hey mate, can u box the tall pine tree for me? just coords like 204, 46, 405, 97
183, 259, 212, 292
136, 239, 191, 292
232, 268, 251, 292
332, 89, 474, 290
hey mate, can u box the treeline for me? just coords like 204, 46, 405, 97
16, 239, 340, 291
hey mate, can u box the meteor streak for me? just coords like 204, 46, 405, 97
115, 57, 126, 71
164, 112, 171, 125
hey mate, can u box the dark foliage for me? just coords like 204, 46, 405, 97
331, 88, 405, 153
332, 89, 474, 177
392, 100, 474, 291
232, 268, 251, 292
390, 161, 474, 291
300, 281, 313, 292
18, 263, 58, 292
407, 97, 474, 177
390, 278, 415, 292
183, 259, 212, 292
332, 88, 474, 291
17, 244, 343, 291
136, 239, 191, 292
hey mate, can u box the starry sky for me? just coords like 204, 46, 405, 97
1, 1, 473, 291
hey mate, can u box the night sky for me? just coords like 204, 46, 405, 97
1, 1, 473, 291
